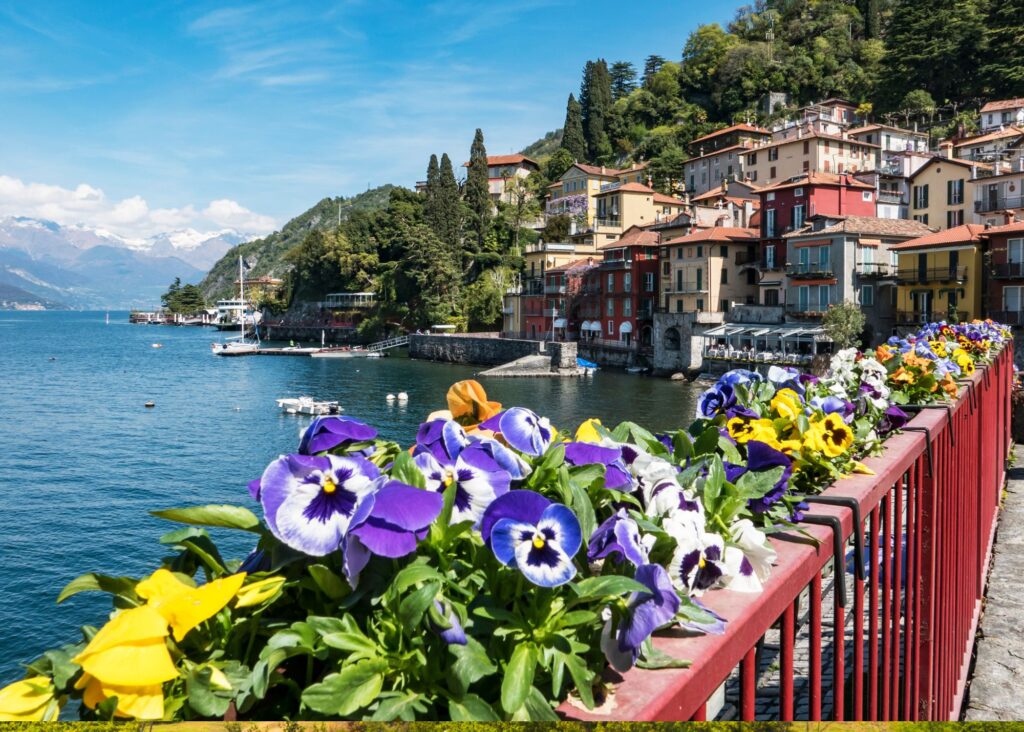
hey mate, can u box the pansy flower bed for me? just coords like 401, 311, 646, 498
0, 321, 1011, 722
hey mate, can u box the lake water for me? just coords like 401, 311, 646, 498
0, 311, 701, 679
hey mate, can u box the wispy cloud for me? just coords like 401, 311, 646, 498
426, 0, 567, 45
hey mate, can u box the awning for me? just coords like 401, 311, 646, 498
619, 321, 633, 334
581, 321, 600, 331
553, 318, 567, 328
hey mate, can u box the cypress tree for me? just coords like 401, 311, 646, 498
436, 153, 462, 251
423, 154, 441, 235
560, 94, 587, 162
465, 129, 492, 254
580, 59, 613, 162
981, 0, 1024, 96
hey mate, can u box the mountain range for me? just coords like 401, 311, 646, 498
0, 217, 254, 309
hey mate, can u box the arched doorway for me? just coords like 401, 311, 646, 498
664, 326, 680, 351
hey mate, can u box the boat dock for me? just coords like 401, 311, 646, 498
215, 336, 409, 358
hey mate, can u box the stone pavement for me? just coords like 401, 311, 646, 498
964, 444, 1024, 721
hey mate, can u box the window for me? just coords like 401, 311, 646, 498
765, 209, 776, 238
803, 160, 810, 171
721, 268, 728, 284
720, 245, 728, 258
947, 179, 964, 205
749, 153, 757, 165
624, 273, 632, 292
750, 171, 758, 182
803, 140, 809, 154
606, 299, 614, 316
769, 147, 778, 161
696, 268, 704, 290
862, 190, 873, 201
765, 289, 780, 306
675, 300, 683, 313
607, 273, 614, 292
1009, 238, 1024, 264
770, 166, 777, 179
662, 261, 670, 276
861, 284, 874, 306
643, 272, 655, 291
1004, 286, 1024, 312
947, 209, 964, 228
746, 268, 757, 285
607, 319, 614, 335
765, 244, 776, 269
913, 214, 929, 224
675, 247, 683, 259
696, 298, 704, 311
720, 299, 729, 312
623, 299, 632, 317
675, 269, 683, 292
766, 192, 776, 201
793, 204, 806, 230
794, 187, 804, 197
696, 245, 703, 258
818, 245, 831, 272
913, 184, 929, 209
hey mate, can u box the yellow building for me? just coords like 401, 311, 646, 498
890, 224, 985, 327
739, 132, 877, 187
658, 227, 760, 317
545, 163, 620, 228
585, 183, 687, 248
906, 157, 981, 230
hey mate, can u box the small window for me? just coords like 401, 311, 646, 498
720, 245, 728, 258
696, 298, 704, 312
803, 140, 809, 154
696, 245, 703, 258
721, 268, 728, 284
862, 285, 874, 306
767, 192, 776, 201
606, 300, 614, 316
862, 191, 873, 201
675, 299, 683, 313
607, 273, 614, 292
769, 147, 778, 161
770, 166, 777, 179
794, 187, 804, 197
607, 319, 614, 335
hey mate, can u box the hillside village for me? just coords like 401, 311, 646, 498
488, 96, 1024, 373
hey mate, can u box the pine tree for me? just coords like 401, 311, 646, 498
436, 153, 462, 251
642, 55, 666, 87
580, 59, 613, 162
981, 0, 1024, 97
609, 61, 638, 100
465, 128, 492, 255
560, 93, 587, 162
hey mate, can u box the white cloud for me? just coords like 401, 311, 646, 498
0, 174, 277, 240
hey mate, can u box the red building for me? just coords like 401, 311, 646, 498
523, 258, 596, 340
982, 216, 1024, 325
580, 226, 661, 349
757, 172, 876, 305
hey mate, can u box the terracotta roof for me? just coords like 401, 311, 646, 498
759, 171, 874, 192
739, 132, 879, 155
981, 220, 1024, 236
617, 162, 649, 173
908, 156, 983, 180
462, 154, 539, 168
663, 226, 759, 245
571, 163, 623, 178
598, 225, 660, 249
847, 123, 925, 137
955, 126, 1024, 146
593, 182, 654, 196
547, 257, 597, 274
654, 192, 685, 206
683, 143, 749, 162
889, 224, 987, 250
689, 123, 770, 147
981, 98, 1024, 113
785, 215, 934, 240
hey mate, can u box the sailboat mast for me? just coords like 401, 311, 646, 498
238, 255, 245, 340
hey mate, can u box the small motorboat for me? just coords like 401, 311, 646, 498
151, 343, 163, 349
276, 397, 341, 415
625, 366, 648, 374
576, 357, 598, 375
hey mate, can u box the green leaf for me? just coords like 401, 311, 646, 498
391, 563, 444, 594
43, 646, 81, 688
56, 573, 139, 605
449, 636, 498, 691
185, 664, 233, 717
718, 435, 742, 465
702, 455, 726, 512
150, 504, 262, 532
307, 614, 358, 637
558, 609, 599, 628
449, 694, 501, 721
321, 632, 379, 659
672, 429, 694, 462
390, 451, 427, 489
567, 477, 596, 544
571, 574, 648, 600
398, 581, 439, 631
250, 648, 286, 699
371, 692, 424, 721
736, 466, 786, 499
693, 425, 720, 456
501, 643, 537, 714
636, 641, 692, 670
308, 563, 348, 600
515, 685, 560, 721
561, 652, 596, 709
301, 659, 387, 716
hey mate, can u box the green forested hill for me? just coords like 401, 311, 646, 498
199, 185, 398, 300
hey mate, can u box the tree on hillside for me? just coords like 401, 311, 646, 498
823, 301, 866, 349
465, 129, 492, 258
423, 153, 440, 227
560, 93, 587, 162
642, 55, 666, 88
679, 24, 738, 107
609, 61, 638, 100
500, 173, 542, 256
648, 145, 687, 195
463, 270, 505, 330
580, 60, 613, 162
395, 222, 462, 327
879, 0, 985, 110
161, 278, 206, 314
436, 153, 463, 252
981, 0, 1024, 97
545, 147, 575, 182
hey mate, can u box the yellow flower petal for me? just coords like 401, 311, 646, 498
82, 676, 165, 720
234, 576, 286, 608
73, 606, 177, 687
574, 418, 604, 443
851, 461, 876, 475
152, 572, 246, 642
136, 568, 192, 605
0, 677, 54, 721
74, 604, 169, 660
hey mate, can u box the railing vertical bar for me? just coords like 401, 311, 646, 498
781, 603, 796, 721
881, 491, 892, 719
904, 459, 917, 721
810, 572, 822, 721
868, 506, 879, 721
834, 601, 846, 721
740, 646, 757, 720
892, 473, 904, 718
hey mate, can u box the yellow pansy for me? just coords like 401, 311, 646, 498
234, 576, 286, 609
446, 380, 502, 427
0, 676, 57, 721
727, 417, 777, 444
803, 414, 854, 458
136, 568, 246, 641
770, 388, 802, 420
929, 340, 947, 358
574, 418, 604, 443
76, 674, 165, 720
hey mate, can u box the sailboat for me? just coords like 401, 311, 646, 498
211, 257, 261, 356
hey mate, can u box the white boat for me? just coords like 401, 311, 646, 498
212, 257, 261, 356
276, 397, 341, 415
625, 366, 648, 374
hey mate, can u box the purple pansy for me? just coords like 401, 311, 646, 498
878, 405, 909, 435
587, 509, 648, 566
564, 442, 633, 491
430, 600, 467, 645
667, 512, 727, 596
679, 598, 728, 635
810, 395, 855, 423
414, 419, 469, 462
724, 440, 792, 514
482, 407, 555, 456
259, 453, 379, 557
768, 365, 804, 394
349, 479, 443, 558
602, 563, 680, 672
486, 490, 582, 587
414, 444, 511, 525
697, 383, 735, 418
299, 416, 378, 455
719, 369, 763, 386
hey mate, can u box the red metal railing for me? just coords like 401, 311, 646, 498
563, 347, 1012, 722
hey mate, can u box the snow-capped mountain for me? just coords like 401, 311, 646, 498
0, 217, 257, 309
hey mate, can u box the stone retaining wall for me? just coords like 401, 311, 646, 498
409, 334, 554, 367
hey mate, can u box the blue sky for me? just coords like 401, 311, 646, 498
0, 1, 737, 238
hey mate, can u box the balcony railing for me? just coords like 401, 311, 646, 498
856, 262, 895, 277
895, 266, 968, 284
671, 283, 708, 294
544, 284, 566, 295
786, 302, 831, 316
759, 259, 784, 271
975, 194, 1024, 213
595, 216, 621, 228
786, 263, 834, 278
877, 191, 905, 204
895, 310, 968, 324
992, 262, 1024, 278
988, 309, 1024, 325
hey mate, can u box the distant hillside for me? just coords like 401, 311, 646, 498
0, 281, 66, 309
521, 129, 563, 159
199, 185, 399, 300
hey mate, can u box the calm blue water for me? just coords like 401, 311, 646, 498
0, 311, 699, 679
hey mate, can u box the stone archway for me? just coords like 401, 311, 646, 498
664, 326, 681, 351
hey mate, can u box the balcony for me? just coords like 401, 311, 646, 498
735, 251, 759, 266
786, 263, 834, 279
988, 309, 1024, 325
671, 283, 708, 294
544, 284, 566, 295
523, 241, 575, 254
522, 279, 544, 296
543, 307, 562, 317
580, 283, 602, 295
786, 302, 830, 317
896, 310, 968, 325
975, 194, 1024, 213
595, 216, 622, 229
992, 262, 1024, 278
877, 191, 905, 205
895, 266, 967, 284
598, 258, 632, 270
759, 258, 784, 272
856, 262, 896, 278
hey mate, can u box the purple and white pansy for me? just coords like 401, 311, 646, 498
299, 416, 378, 456
414, 443, 511, 525
349, 479, 443, 559
665, 511, 728, 596
564, 441, 633, 492
587, 509, 648, 566
481, 407, 555, 456
723, 519, 777, 593
259, 454, 379, 557
485, 490, 582, 587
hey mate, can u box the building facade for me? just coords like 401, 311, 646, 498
659, 227, 759, 319
908, 157, 977, 230
980, 98, 1024, 132
467, 154, 540, 204
683, 123, 770, 197
740, 132, 878, 187
980, 219, 1024, 325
